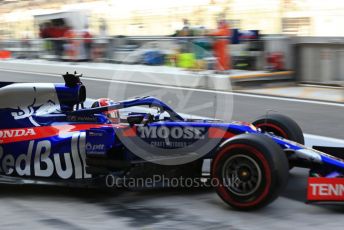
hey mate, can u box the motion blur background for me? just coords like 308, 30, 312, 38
0, 0, 344, 86
1, 0, 344, 86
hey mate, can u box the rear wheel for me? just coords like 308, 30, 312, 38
252, 114, 304, 170
211, 134, 289, 211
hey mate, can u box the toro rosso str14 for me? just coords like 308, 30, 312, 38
0, 73, 344, 210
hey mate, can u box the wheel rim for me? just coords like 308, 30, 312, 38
222, 154, 262, 196
255, 123, 288, 139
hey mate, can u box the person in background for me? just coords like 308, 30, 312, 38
82, 25, 93, 61
180, 19, 191, 36
20, 27, 32, 59
92, 19, 108, 62
63, 26, 77, 60
51, 20, 68, 59
39, 22, 54, 56
208, 19, 231, 71
39, 23, 49, 39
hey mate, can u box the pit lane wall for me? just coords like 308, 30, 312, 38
0, 60, 294, 91
0, 60, 225, 90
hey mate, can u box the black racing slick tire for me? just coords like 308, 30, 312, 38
211, 134, 289, 211
252, 114, 304, 145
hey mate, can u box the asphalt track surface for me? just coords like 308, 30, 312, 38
0, 69, 344, 229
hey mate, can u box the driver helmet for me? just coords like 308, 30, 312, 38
91, 98, 120, 123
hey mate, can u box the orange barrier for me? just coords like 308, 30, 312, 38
0, 50, 11, 59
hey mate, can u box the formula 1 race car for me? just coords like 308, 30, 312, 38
0, 73, 343, 210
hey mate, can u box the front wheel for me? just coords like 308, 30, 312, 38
211, 134, 289, 211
